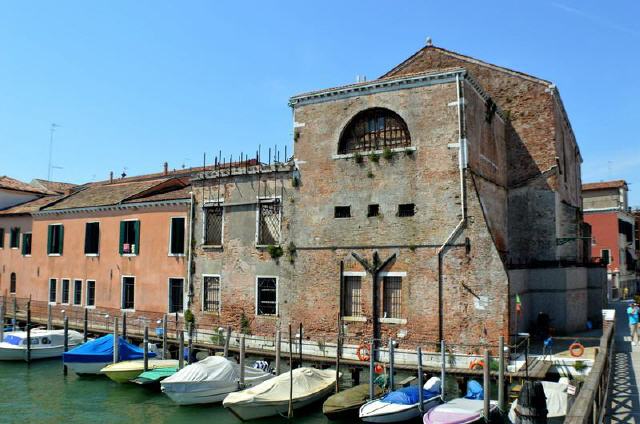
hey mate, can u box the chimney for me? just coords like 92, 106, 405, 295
163, 162, 169, 175
109, 171, 114, 184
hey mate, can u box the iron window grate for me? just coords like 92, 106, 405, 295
398, 203, 415, 217
338, 108, 411, 154
334, 206, 351, 218
204, 206, 223, 245
258, 202, 281, 245
383, 276, 402, 319
203, 276, 220, 312
257, 277, 277, 315
343, 276, 362, 317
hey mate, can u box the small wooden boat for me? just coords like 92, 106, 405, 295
0, 329, 83, 361
323, 384, 383, 420
132, 367, 178, 391
223, 367, 338, 420
101, 359, 179, 383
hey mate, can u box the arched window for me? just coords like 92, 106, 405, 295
338, 108, 411, 154
10, 272, 16, 294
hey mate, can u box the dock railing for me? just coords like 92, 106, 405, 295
564, 321, 615, 424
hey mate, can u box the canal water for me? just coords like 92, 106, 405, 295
0, 359, 465, 424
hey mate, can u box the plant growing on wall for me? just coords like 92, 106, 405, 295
240, 312, 251, 335
382, 147, 393, 160
367, 171, 374, 178
405, 149, 414, 156
267, 244, 284, 259
370, 152, 380, 163
184, 309, 195, 325
354, 152, 363, 164
286, 241, 297, 264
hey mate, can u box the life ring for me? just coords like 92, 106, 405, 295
374, 363, 384, 374
469, 359, 484, 370
569, 342, 584, 358
357, 344, 371, 362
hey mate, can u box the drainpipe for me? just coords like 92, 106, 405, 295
437, 73, 468, 343
186, 191, 195, 310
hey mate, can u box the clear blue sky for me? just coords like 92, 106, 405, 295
1, 1, 638, 205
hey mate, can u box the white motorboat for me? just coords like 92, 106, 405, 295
508, 379, 569, 423
0, 329, 84, 361
359, 377, 442, 423
161, 356, 274, 405
223, 367, 338, 420
423, 380, 498, 424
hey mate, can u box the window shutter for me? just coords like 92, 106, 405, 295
59, 225, 64, 255
47, 225, 53, 255
21, 234, 26, 255
84, 223, 90, 254
134, 221, 140, 254
119, 221, 125, 255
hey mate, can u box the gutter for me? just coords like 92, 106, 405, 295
437, 74, 468, 343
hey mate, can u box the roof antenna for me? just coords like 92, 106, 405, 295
426, 37, 433, 47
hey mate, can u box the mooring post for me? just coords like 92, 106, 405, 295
298, 322, 303, 367
288, 324, 293, 419
113, 317, 119, 364
83, 308, 88, 343
239, 334, 246, 386
143, 325, 149, 372
63, 315, 69, 376
122, 312, 127, 340
335, 318, 341, 393
389, 338, 395, 390
498, 336, 506, 413
275, 329, 281, 375
483, 349, 490, 422
26, 299, 31, 364
369, 339, 375, 400
441, 340, 446, 400
47, 303, 52, 330
188, 323, 193, 365
417, 346, 424, 413
0, 301, 4, 343
178, 331, 184, 369
223, 326, 231, 357
162, 314, 168, 359
13, 296, 17, 331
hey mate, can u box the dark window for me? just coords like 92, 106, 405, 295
0, 228, 4, 248
170, 217, 186, 255
61, 279, 70, 304
169, 278, 184, 313
122, 277, 135, 309
338, 108, 411, 154
49, 279, 57, 303
9, 227, 20, 249
47, 224, 64, 255
73, 280, 82, 306
342, 276, 362, 317
119, 221, 140, 255
86, 281, 96, 306
203, 275, 220, 312
22, 233, 32, 256
334, 206, 351, 218
383, 276, 402, 319
84, 222, 100, 255
367, 204, 380, 217
601, 249, 611, 265
204, 206, 223, 245
10, 272, 16, 294
258, 201, 281, 245
257, 277, 277, 315
398, 203, 415, 217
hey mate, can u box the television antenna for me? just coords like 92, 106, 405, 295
47, 123, 61, 180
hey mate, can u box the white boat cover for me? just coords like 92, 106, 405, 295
508, 381, 568, 422
161, 356, 273, 393
223, 367, 335, 406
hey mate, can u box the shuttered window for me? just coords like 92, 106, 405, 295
0, 228, 4, 248
119, 221, 140, 255
21, 233, 32, 256
9, 227, 20, 249
47, 224, 64, 255
49, 279, 57, 303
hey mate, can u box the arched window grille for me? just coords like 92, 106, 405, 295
338, 108, 411, 154
10, 272, 16, 294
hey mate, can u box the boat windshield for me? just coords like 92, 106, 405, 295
4, 335, 22, 346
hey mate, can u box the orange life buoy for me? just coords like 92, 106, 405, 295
357, 344, 371, 362
374, 363, 384, 374
469, 359, 484, 370
569, 342, 584, 358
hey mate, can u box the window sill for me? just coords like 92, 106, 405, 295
72, 303, 82, 307
9, 292, 16, 296
10, 247, 18, 250
121, 308, 136, 313
85, 253, 99, 257
48, 302, 57, 305
202, 245, 223, 250
342, 316, 367, 322
332, 146, 417, 160
256, 314, 279, 319
121, 254, 137, 257
48, 254, 61, 257
379, 317, 407, 325
22, 255, 31, 258
85, 305, 96, 310
256, 244, 280, 249
168, 253, 186, 257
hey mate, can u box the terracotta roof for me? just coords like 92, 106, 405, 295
0, 176, 51, 195
30, 179, 78, 194
582, 180, 627, 191
0, 195, 63, 215
124, 186, 192, 203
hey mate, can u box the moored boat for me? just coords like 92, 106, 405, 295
0, 329, 83, 361
423, 380, 497, 424
508, 379, 569, 423
223, 367, 338, 420
132, 367, 178, 391
63, 334, 157, 375
323, 383, 384, 420
161, 356, 274, 405
101, 359, 179, 383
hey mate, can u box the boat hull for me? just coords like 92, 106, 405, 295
0, 344, 79, 361
163, 384, 239, 405
66, 361, 111, 375
101, 360, 179, 383
360, 396, 441, 423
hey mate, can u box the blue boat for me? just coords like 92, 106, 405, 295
63, 334, 156, 375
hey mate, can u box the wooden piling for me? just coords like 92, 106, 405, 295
417, 346, 424, 413
275, 329, 281, 375
0, 302, 4, 343
389, 338, 395, 390
12, 296, 17, 331
178, 331, 184, 369
83, 308, 88, 343
288, 324, 293, 419
483, 349, 490, 422
122, 312, 127, 340
223, 326, 231, 358
498, 336, 506, 413
162, 314, 168, 359
113, 317, 119, 364
239, 334, 246, 386
369, 340, 375, 400
298, 322, 303, 367
26, 299, 31, 364
63, 315, 69, 376
188, 323, 193, 365
335, 318, 341, 393
47, 303, 52, 330
143, 325, 149, 372
441, 340, 446, 400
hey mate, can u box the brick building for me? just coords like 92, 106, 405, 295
583, 180, 637, 299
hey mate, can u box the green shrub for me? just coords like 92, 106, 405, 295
240, 313, 251, 335
382, 147, 393, 160
354, 152, 363, 164
370, 152, 380, 163
267, 244, 283, 259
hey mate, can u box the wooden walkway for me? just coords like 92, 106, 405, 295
605, 300, 640, 423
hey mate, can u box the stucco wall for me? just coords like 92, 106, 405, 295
0, 215, 34, 296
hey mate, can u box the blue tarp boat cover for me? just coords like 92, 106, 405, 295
464, 380, 484, 400
382, 386, 440, 405
63, 334, 156, 363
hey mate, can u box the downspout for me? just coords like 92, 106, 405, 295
437, 73, 468, 343
186, 191, 195, 310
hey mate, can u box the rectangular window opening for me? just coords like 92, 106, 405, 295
343, 276, 362, 317
203, 276, 221, 312
169, 278, 184, 313
334, 206, 351, 218
383, 276, 402, 319
47, 224, 64, 255
0, 228, 4, 248
170, 217, 186, 255
257, 277, 277, 315
601, 249, 611, 265
86, 281, 96, 307
9, 227, 20, 249
61, 279, 70, 304
84, 222, 100, 255
122, 277, 135, 310
367, 204, 379, 217
73, 280, 82, 306
258, 201, 281, 245
22, 233, 32, 256
398, 203, 415, 217
204, 206, 223, 245
49, 278, 57, 303
119, 221, 139, 255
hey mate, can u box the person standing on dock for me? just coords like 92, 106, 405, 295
627, 302, 639, 346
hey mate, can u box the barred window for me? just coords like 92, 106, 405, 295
203, 275, 220, 312
49, 278, 57, 303
343, 276, 362, 317
338, 108, 411, 154
86, 280, 96, 306
204, 206, 223, 245
73, 279, 82, 306
61, 279, 70, 304
10, 272, 16, 294
258, 201, 281, 245
122, 276, 135, 310
257, 277, 277, 315
382, 276, 402, 319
